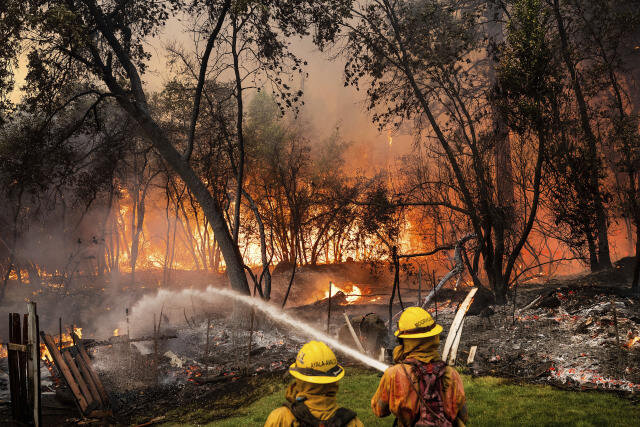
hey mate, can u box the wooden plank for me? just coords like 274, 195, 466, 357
62, 351, 94, 407
72, 333, 110, 406
343, 313, 365, 353
467, 345, 477, 365
40, 333, 88, 413
8, 314, 20, 420
442, 287, 477, 362
447, 318, 464, 365
72, 348, 101, 405
19, 314, 28, 422
35, 314, 42, 424
13, 312, 27, 422
7, 343, 27, 352
27, 303, 41, 427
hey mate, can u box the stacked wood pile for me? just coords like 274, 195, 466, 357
40, 331, 112, 419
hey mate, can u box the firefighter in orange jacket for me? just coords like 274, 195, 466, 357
371, 307, 468, 426
265, 340, 364, 427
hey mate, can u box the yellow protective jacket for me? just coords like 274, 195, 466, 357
371, 336, 468, 427
265, 380, 364, 427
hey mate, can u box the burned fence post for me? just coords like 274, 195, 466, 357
7, 303, 41, 426
247, 308, 255, 373
8, 313, 23, 421
388, 247, 398, 336
27, 302, 42, 427
417, 265, 422, 307
432, 270, 437, 323
512, 280, 519, 325
393, 246, 404, 310
204, 316, 211, 373
327, 281, 332, 334
153, 313, 158, 382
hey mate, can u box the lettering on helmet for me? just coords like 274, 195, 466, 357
297, 352, 306, 365
415, 318, 429, 327
309, 359, 337, 368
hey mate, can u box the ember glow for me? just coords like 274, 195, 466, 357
625, 335, 640, 348
323, 283, 363, 303
40, 327, 82, 362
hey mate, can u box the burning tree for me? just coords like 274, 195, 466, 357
341, 0, 640, 302
0, 0, 354, 297
342, 0, 548, 303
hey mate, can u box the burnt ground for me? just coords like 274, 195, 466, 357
0, 259, 639, 424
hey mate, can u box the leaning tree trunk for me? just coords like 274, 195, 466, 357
127, 108, 250, 295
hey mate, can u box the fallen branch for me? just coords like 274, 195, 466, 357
420, 234, 476, 309
343, 313, 366, 354
521, 295, 543, 311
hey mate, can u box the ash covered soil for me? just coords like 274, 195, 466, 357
0, 259, 639, 425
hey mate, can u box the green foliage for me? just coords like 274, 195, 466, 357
498, 0, 555, 131
160, 370, 640, 426
0, 0, 25, 121
344, 0, 480, 128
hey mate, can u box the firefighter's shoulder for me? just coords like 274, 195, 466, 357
264, 406, 363, 427
264, 406, 296, 427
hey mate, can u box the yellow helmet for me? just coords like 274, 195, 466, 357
289, 341, 345, 384
395, 306, 443, 339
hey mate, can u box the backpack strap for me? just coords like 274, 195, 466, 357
282, 400, 321, 426
282, 400, 357, 427
326, 407, 357, 427
400, 360, 452, 426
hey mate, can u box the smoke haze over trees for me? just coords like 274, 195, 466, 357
0, 0, 639, 304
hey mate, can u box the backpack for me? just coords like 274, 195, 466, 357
402, 359, 453, 427
282, 398, 357, 427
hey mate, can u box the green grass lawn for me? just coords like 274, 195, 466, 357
163, 369, 639, 426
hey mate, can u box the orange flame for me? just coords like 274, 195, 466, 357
625, 335, 639, 348
323, 283, 363, 303
40, 327, 82, 362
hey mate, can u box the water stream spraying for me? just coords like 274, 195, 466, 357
129, 286, 390, 373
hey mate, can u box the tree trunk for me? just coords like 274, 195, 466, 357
586, 230, 599, 271
132, 112, 249, 293
485, 1, 514, 215
231, 19, 245, 244
83, 0, 249, 294
244, 191, 272, 300
632, 225, 639, 295
553, 0, 611, 270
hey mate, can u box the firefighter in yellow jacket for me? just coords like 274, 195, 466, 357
265, 340, 364, 427
371, 307, 468, 426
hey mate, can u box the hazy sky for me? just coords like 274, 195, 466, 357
11, 14, 414, 171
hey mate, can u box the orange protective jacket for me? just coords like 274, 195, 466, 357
371, 336, 468, 427
265, 380, 364, 427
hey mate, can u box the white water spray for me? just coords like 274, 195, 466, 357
128, 286, 390, 373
